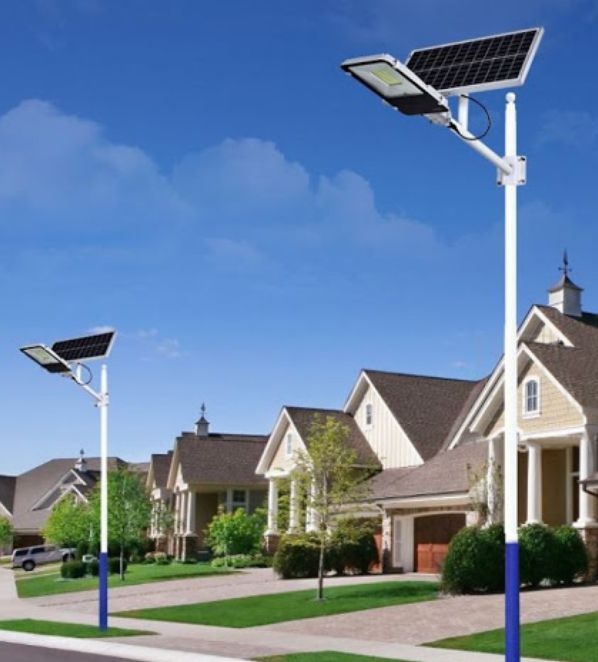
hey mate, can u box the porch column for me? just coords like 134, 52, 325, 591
576, 427, 597, 527
185, 490, 197, 535
180, 492, 187, 534
487, 437, 497, 525
526, 442, 542, 524
266, 479, 278, 535
288, 478, 300, 533
306, 480, 318, 532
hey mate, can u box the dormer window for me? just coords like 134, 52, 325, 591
524, 378, 540, 416
365, 403, 373, 426
285, 433, 293, 457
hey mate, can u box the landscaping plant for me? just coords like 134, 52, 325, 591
60, 560, 86, 579
292, 414, 376, 600
0, 517, 12, 550
43, 495, 91, 549
519, 522, 558, 588
205, 507, 266, 559
552, 525, 588, 585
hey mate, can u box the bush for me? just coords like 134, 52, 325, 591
329, 518, 379, 575
88, 559, 100, 577
143, 552, 156, 564
205, 507, 266, 558
154, 552, 171, 566
60, 560, 86, 579
479, 524, 505, 593
553, 525, 588, 585
211, 553, 270, 569
108, 557, 128, 575
273, 533, 322, 579
519, 523, 557, 588
442, 527, 490, 594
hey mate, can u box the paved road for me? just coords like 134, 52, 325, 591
0, 641, 132, 662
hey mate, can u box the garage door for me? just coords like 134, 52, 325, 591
414, 513, 465, 573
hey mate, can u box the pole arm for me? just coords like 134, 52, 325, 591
448, 118, 512, 175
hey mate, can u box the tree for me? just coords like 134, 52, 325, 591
0, 517, 13, 549
90, 469, 151, 580
43, 494, 91, 548
205, 507, 266, 559
293, 415, 374, 600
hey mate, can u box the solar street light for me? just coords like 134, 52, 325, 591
19, 331, 115, 632
342, 27, 544, 662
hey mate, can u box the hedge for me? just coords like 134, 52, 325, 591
60, 560, 86, 579
442, 523, 588, 594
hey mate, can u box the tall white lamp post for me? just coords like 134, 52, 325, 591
341, 28, 543, 662
20, 331, 115, 631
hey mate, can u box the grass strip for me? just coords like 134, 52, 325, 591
16, 562, 233, 598
0, 618, 153, 638
429, 610, 598, 662
116, 580, 438, 628
256, 653, 413, 661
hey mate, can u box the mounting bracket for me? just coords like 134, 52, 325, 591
497, 155, 527, 186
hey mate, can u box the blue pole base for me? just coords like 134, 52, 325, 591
99, 551, 108, 631
505, 541, 520, 662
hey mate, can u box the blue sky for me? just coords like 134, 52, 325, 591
2, 0, 598, 474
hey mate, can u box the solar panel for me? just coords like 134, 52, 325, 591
405, 28, 543, 96
52, 332, 115, 362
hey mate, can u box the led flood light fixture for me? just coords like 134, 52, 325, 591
341, 54, 450, 115
20, 344, 72, 373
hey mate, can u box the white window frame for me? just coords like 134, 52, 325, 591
285, 432, 293, 457
365, 403, 373, 427
228, 488, 249, 513
523, 377, 540, 418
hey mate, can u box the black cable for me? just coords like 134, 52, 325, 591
78, 362, 93, 385
450, 95, 492, 141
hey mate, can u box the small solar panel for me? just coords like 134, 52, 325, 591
52, 332, 115, 362
406, 28, 543, 96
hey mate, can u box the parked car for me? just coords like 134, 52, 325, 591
11, 544, 75, 571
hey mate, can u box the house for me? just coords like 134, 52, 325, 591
257, 261, 598, 577
1, 453, 147, 552
148, 407, 268, 560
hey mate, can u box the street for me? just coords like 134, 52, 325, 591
0, 641, 133, 662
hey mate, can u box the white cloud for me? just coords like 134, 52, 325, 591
87, 325, 115, 334
536, 109, 598, 149
155, 338, 182, 359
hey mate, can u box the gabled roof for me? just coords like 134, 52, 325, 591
0, 475, 16, 516
149, 452, 173, 489
365, 440, 488, 501
364, 370, 485, 461
12, 457, 126, 533
173, 432, 268, 487
285, 406, 380, 467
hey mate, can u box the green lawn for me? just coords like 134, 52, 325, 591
0, 619, 152, 638
16, 562, 234, 598
429, 611, 598, 662
116, 580, 439, 628
256, 653, 411, 662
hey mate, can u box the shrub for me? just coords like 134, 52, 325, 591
108, 557, 128, 575
442, 527, 489, 594
553, 525, 588, 585
329, 518, 379, 575
205, 507, 266, 558
154, 552, 171, 566
211, 553, 270, 569
519, 523, 557, 588
479, 524, 505, 593
60, 560, 86, 579
88, 559, 100, 577
273, 533, 322, 579
143, 552, 156, 564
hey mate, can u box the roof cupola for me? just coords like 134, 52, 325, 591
548, 251, 583, 318
75, 449, 87, 473
195, 403, 210, 437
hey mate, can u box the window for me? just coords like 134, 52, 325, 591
285, 433, 293, 457
365, 403, 373, 426
231, 489, 248, 512
31, 547, 45, 555
524, 378, 540, 415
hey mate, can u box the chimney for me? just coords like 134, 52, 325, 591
548, 251, 582, 318
75, 449, 87, 472
195, 403, 210, 437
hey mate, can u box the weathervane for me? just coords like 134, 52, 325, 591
559, 250, 571, 277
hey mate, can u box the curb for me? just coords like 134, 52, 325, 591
0, 630, 244, 661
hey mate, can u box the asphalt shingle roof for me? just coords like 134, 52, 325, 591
364, 370, 486, 461
365, 441, 488, 501
285, 406, 381, 468
177, 433, 268, 486
0, 475, 16, 515
149, 452, 172, 489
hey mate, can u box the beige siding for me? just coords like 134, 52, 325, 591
354, 382, 422, 469
532, 323, 561, 345
268, 419, 307, 473
485, 362, 583, 438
